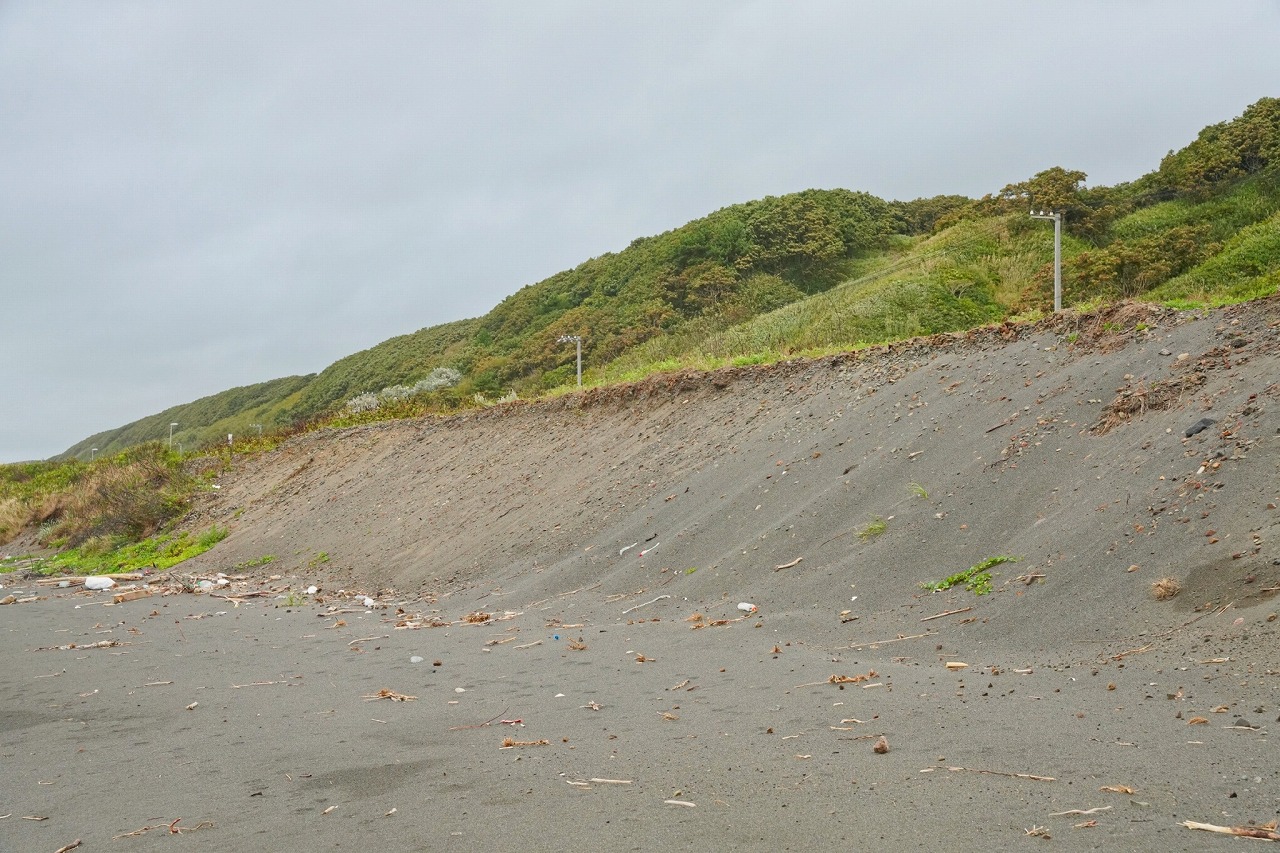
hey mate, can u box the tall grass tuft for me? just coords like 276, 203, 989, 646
37, 443, 193, 548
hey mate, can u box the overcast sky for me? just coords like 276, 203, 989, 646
1, 1, 1276, 462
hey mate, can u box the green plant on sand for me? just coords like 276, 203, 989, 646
857, 517, 887, 542
921, 555, 1020, 596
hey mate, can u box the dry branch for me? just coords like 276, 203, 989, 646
1049, 806, 1112, 817
847, 631, 935, 649
946, 766, 1055, 782
920, 607, 971, 622
621, 594, 671, 615
1180, 820, 1280, 840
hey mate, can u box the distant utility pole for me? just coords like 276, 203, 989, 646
1030, 209, 1063, 312
169, 422, 179, 449
557, 334, 583, 387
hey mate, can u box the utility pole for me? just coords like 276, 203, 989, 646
557, 335, 583, 387
169, 422, 179, 449
1030, 210, 1063, 312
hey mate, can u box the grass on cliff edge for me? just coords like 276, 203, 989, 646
4, 525, 230, 577
0, 443, 220, 576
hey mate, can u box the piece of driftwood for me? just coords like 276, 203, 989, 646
920, 607, 971, 622
622, 594, 671, 615
1049, 806, 1111, 817
847, 631, 935, 649
946, 766, 1056, 782
1180, 820, 1280, 840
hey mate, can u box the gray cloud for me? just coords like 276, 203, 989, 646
2, 0, 1276, 461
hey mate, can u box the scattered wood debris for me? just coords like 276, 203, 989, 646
500, 737, 549, 748
35, 639, 129, 652
363, 689, 417, 702
693, 617, 737, 629
113, 818, 213, 839
794, 670, 877, 688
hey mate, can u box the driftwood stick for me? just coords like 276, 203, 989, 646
621, 594, 671, 615
348, 635, 389, 646
947, 766, 1056, 782
1048, 806, 1112, 817
1180, 820, 1280, 840
920, 607, 972, 622
847, 631, 935, 649
773, 557, 803, 571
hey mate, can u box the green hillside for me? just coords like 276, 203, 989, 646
59, 97, 1280, 460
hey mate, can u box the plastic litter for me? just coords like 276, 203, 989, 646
84, 576, 116, 590
306, 585, 318, 595
196, 580, 215, 590
737, 602, 758, 613
362, 596, 377, 608
409, 655, 424, 664
638, 542, 659, 557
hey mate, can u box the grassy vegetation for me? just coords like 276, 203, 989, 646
857, 517, 887, 542
0, 443, 218, 577
18, 526, 228, 577
920, 556, 1020, 596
